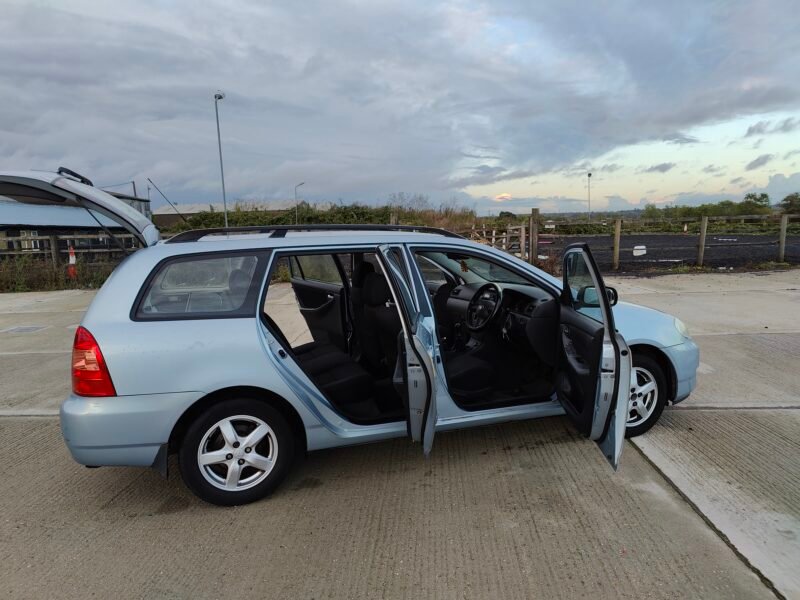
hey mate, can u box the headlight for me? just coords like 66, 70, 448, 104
674, 318, 690, 338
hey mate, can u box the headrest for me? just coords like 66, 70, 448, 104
362, 272, 391, 306
229, 269, 251, 295
352, 260, 375, 287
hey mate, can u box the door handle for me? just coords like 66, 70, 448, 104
299, 294, 336, 313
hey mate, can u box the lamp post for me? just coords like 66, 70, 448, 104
214, 91, 228, 228
294, 182, 305, 224
587, 172, 592, 220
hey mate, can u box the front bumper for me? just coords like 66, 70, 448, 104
60, 391, 202, 467
662, 337, 700, 404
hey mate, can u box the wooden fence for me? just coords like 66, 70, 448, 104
461, 212, 798, 269
1, 212, 797, 271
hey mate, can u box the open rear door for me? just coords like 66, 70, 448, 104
557, 243, 631, 469
0, 169, 159, 246
377, 244, 437, 455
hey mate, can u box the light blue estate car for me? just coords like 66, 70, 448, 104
1, 170, 698, 505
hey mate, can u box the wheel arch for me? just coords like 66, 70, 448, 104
168, 386, 307, 456
629, 344, 677, 403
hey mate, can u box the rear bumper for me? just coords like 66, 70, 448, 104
60, 391, 202, 467
662, 338, 700, 404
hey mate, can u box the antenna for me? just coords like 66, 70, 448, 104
147, 178, 189, 224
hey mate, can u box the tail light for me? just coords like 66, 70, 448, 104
72, 326, 117, 397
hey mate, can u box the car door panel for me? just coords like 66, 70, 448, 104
557, 309, 604, 432
557, 244, 631, 469
290, 277, 347, 350
378, 244, 437, 455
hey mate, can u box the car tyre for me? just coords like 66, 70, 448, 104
179, 398, 294, 506
625, 354, 667, 438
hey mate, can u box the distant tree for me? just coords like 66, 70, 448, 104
743, 192, 770, 207
498, 211, 516, 219
388, 192, 430, 211
779, 192, 800, 214
641, 203, 660, 219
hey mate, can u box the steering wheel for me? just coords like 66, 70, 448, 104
466, 283, 503, 331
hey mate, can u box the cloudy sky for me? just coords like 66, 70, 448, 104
2, 0, 800, 214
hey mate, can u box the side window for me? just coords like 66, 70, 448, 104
564, 250, 604, 323
414, 255, 449, 289
294, 254, 343, 285
135, 252, 267, 319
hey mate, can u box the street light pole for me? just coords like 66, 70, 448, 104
214, 91, 228, 228
587, 172, 592, 220
294, 182, 305, 224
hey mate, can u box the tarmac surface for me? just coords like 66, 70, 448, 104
0, 269, 798, 599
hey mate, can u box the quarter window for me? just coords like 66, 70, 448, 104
135, 252, 268, 319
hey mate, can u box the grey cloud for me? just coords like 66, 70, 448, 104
774, 117, 800, 133
600, 163, 623, 173
662, 133, 700, 144
641, 162, 676, 174
730, 176, 745, 184
461, 152, 502, 160
745, 154, 775, 170
744, 117, 800, 138
745, 121, 770, 137
702, 164, 723, 174
1, 1, 800, 206
447, 166, 538, 188
784, 149, 800, 160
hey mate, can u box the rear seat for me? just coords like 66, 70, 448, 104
293, 342, 373, 408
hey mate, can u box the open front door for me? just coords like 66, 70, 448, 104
0, 169, 159, 246
557, 244, 631, 469
377, 245, 437, 455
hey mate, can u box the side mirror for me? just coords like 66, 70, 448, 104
577, 285, 618, 307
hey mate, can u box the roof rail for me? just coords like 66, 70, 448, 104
165, 224, 464, 244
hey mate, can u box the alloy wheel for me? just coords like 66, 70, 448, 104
196, 415, 278, 491
627, 366, 658, 428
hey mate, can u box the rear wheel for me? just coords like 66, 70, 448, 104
625, 354, 667, 438
179, 399, 294, 506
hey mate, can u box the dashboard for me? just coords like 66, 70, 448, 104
444, 282, 554, 341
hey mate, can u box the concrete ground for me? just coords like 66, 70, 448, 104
607, 270, 800, 599
0, 270, 797, 598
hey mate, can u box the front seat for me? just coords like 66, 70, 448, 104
525, 299, 560, 368
432, 281, 456, 347
361, 272, 402, 373
350, 260, 375, 360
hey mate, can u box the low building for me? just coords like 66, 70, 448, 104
0, 190, 149, 254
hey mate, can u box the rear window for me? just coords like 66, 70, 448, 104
134, 251, 269, 320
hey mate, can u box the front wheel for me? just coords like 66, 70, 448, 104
179, 399, 295, 506
625, 354, 667, 438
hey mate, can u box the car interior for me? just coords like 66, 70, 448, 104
412, 250, 560, 410
261, 248, 575, 425
262, 252, 408, 425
